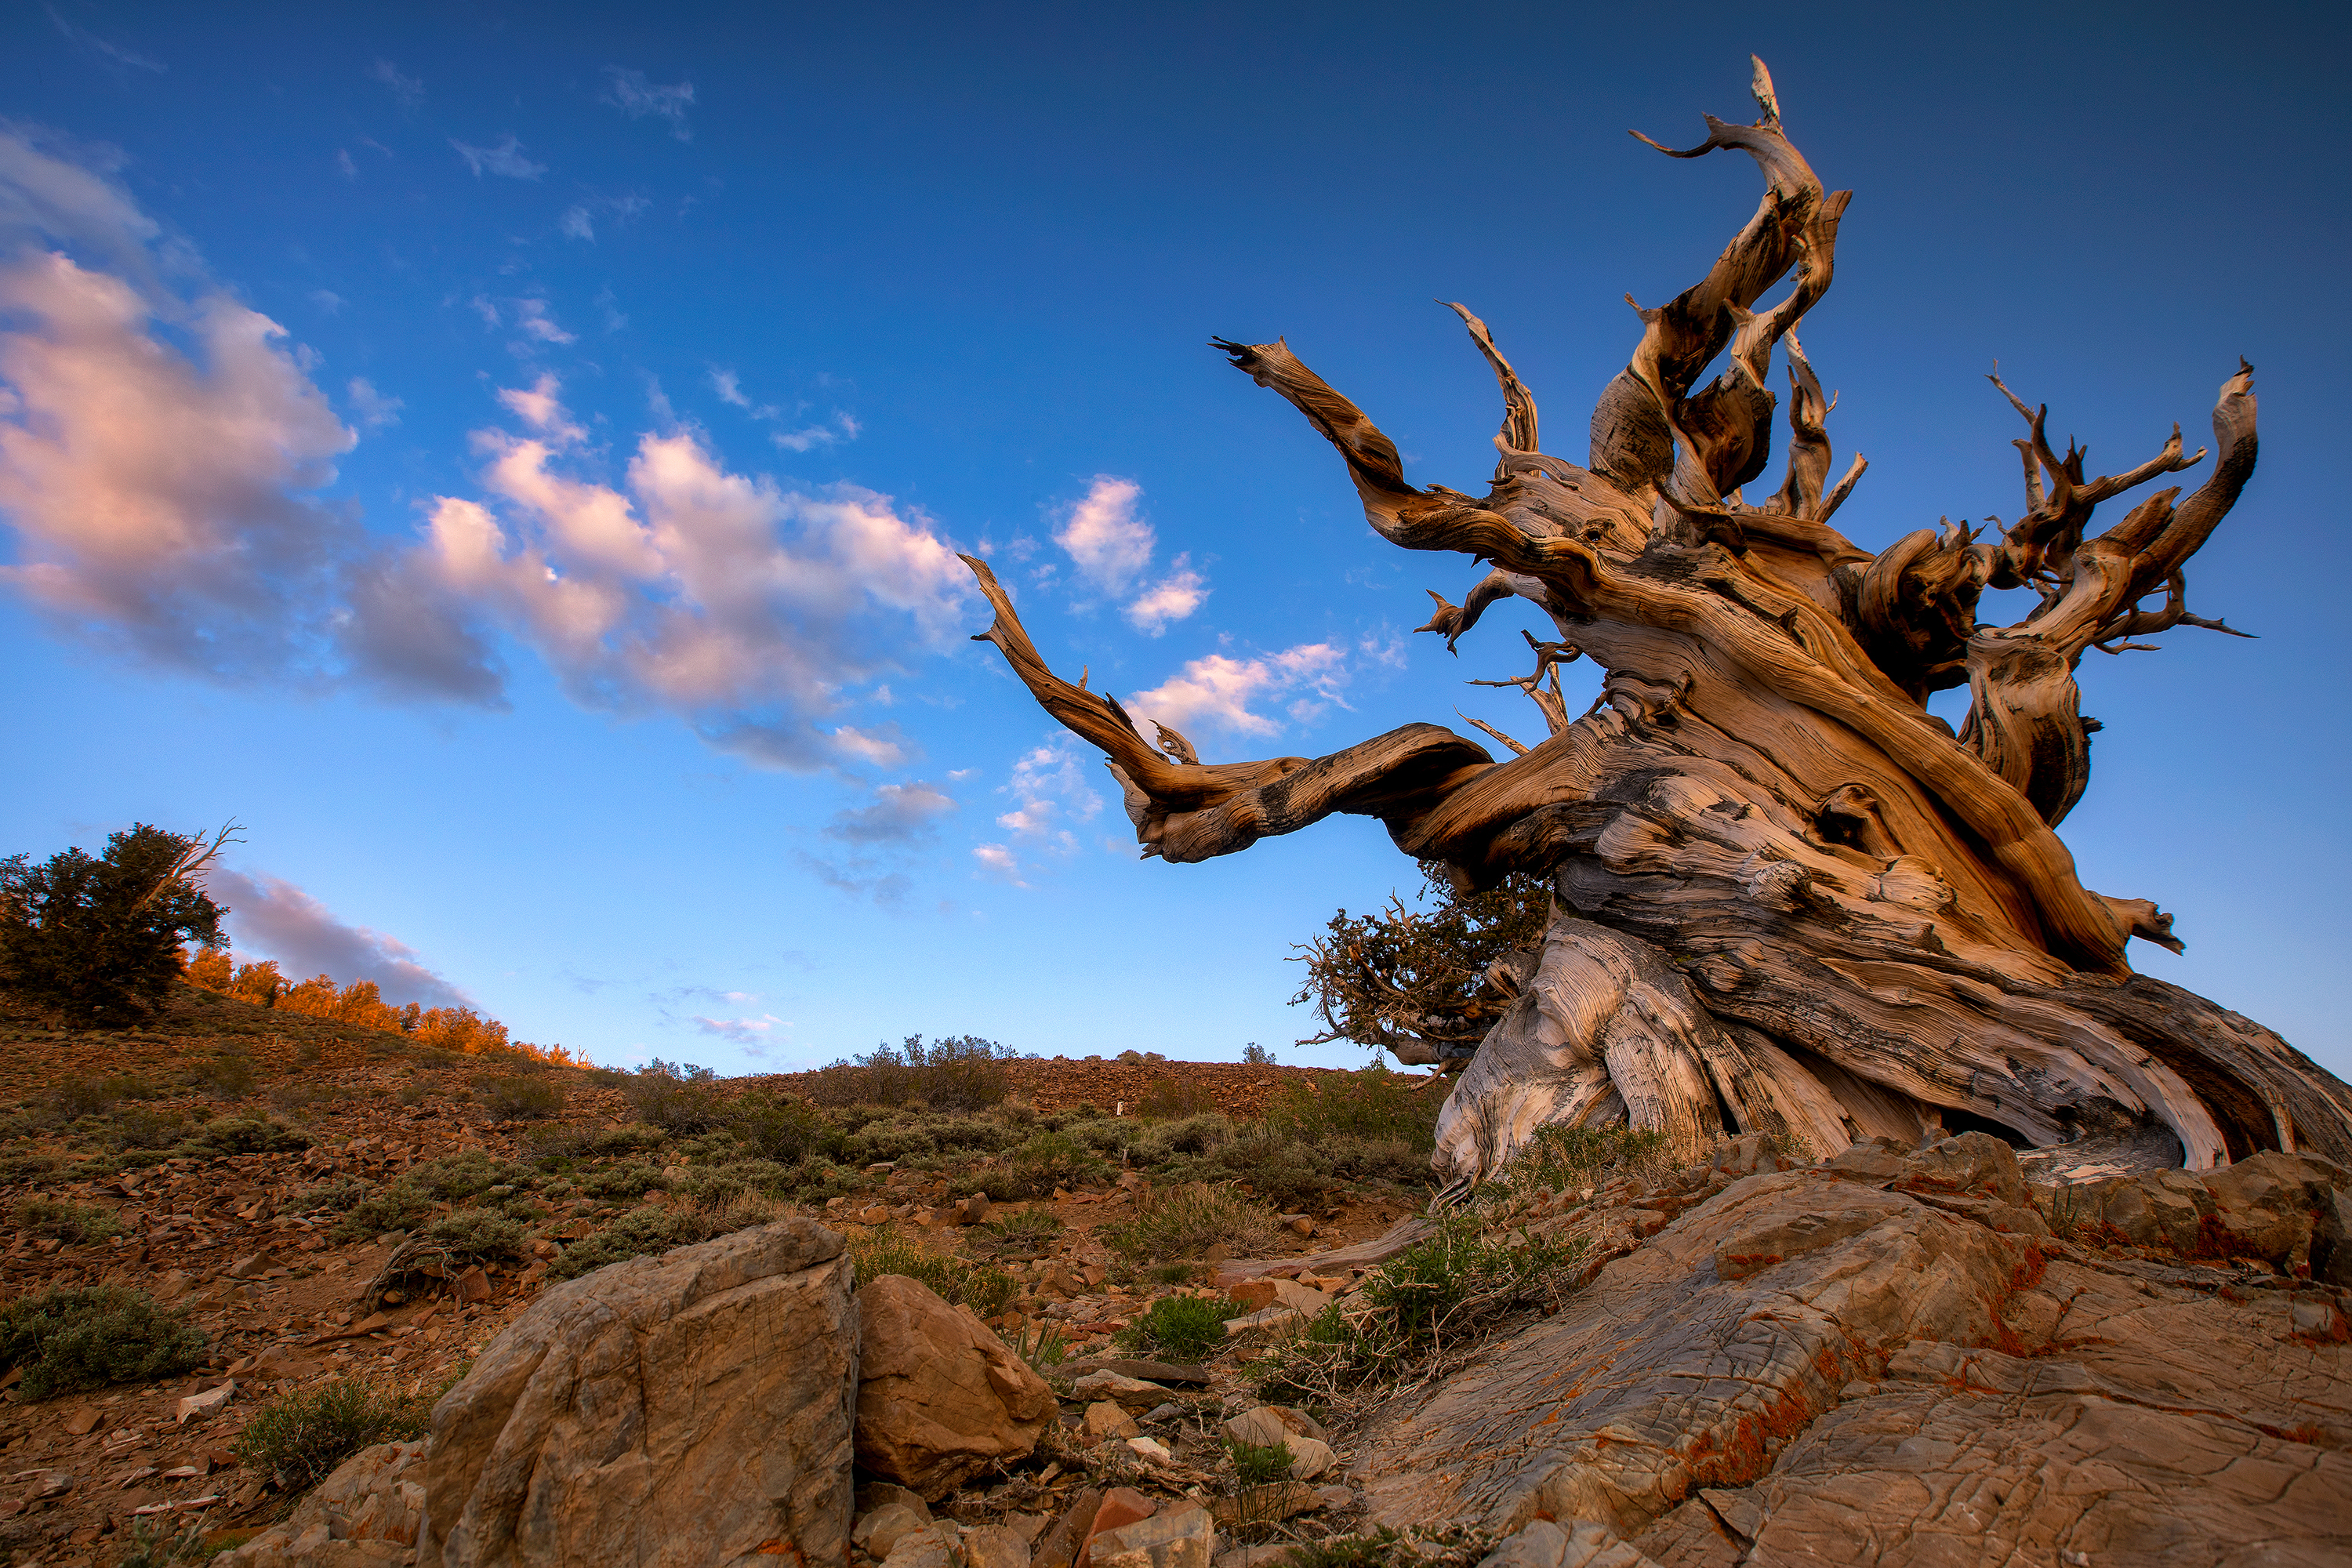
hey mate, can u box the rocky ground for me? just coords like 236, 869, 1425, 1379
5, 986, 2350, 1566
0, 987, 1407, 1565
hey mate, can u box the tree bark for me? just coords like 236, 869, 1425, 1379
964, 58, 2352, 1187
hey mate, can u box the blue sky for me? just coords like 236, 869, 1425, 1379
3, 2, 2347, 1078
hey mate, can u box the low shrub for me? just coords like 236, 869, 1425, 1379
984, 1131, 1112, 1200
1209, 1130, 1338, 1210
1132, 1112, 1231, 1162
1227, 1434, 1294, 1486
103, 1106, 190, 1152
0, 1286, 205, 1399
111, 1519, 211, 1568
851, 1226, 1015, 1315
1138, 1078, 1217, 1120
728, 1091, 832, 1163
673, 1159, 797, 1205
1254, 1216, 1582, 1403
806, 1034, 1019, 1112
16, 1197, 122, 1244
480, 1076, 564, 1120
1118, 1293, 1241, 1362
1497, 1123, 1675, 1196
579, 1161, 666, 1200
420, 1208, 528, 1265
0, 1152, 60, 1182
526, 1123, 663, 1168
332, 1181, 436, 1240
1266, 1066, 1439, 1149
183, 1116, 310, 1156
545, 1208, 708, 1282
836, 1109, 1022, 1169
292, 1177, 371, 1214
1101, 1182, 1278, 1263
627, 1062, 728, 1134
38, 1077, 122, 1122
234, 1377, 434, 1493
970, 1206, 1064, 1258
408, 1150, 534, 1203
189, 1052, 258, 1098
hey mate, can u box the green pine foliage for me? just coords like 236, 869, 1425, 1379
0, 825, 231, 1027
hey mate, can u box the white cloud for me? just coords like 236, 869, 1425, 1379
1126, 556, 1207, 635
495, 372, 583, 440
710, 367, 858, 452
829, 724, 913, 769
694, 1013, 785, 1045
1051, 474, 1206, 632
309, 289, 343, 314
383, 379, 974, 768
46, 11, 165, 74
829, 779, 956, 843
207, 867, 470, 1008
0, 125, 173, 299
558, 191, 650, 244
601, 68, 695, 141
774, 412, 858, 452
995, 739, 1102, 848
1126, 644, 1349, 739
1054, 475, 1152, 594
369, 59, 423, 107
450, 135, 546, 181
335, 149, 358, 180
348, 376, 402, 430
513, 298, 574, 343
971, 843, 1025, 886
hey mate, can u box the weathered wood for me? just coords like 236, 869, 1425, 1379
965, 60, 2352, 1185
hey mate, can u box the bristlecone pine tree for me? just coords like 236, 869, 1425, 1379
965, 60, 2352, 1191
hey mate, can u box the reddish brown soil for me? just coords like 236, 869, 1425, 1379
0, 987, 1417, 1566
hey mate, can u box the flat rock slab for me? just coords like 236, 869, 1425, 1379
1351, 1136, 2352, 1565
1055, 1358, 1211, 1387
1636, 1341, 2352, 1566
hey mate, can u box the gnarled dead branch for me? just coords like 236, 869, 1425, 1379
961, 64, 2350, 1186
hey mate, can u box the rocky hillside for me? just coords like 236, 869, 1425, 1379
0, 985, 1416, 1565
4, 983, 2350, 1566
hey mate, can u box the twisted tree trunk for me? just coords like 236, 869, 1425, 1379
965, 59, 2352, 1193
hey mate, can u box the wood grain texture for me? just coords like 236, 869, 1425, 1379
964, 59, 2352, 1185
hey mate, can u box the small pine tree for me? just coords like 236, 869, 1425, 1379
0, 825, 234, 1027
1290, 865, 1550, 1065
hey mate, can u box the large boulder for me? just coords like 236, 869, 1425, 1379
855, 1274, 1057, 1499
217, 1440, 428, 1567
420, 1218, 858, 1567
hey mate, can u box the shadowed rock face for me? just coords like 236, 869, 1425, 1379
1352, 1134, 2352, 1565
419, 1219, 857, 1568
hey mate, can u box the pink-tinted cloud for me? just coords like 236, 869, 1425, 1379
1126, 643, 1349, 739
0, 127, 975, 775
207, 867, 470, 1009
0, 249, 356, 678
